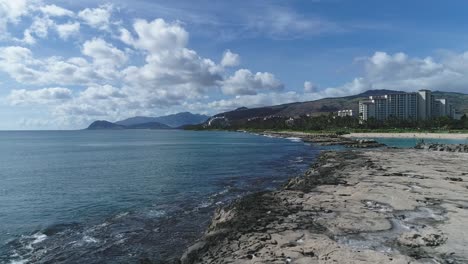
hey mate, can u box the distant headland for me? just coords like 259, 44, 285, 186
86, 112, 209, 130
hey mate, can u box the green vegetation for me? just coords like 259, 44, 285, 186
191, 114, 468, 134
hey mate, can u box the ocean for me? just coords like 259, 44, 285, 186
0, 130, 321, 263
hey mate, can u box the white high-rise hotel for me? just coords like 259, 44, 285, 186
359, 90, 456, 121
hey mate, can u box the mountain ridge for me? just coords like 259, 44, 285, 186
208, 89, 468, 126
115, 112, 209, 128
86, 120, 171, 130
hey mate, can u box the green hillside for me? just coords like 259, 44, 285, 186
204, 90, 468, 129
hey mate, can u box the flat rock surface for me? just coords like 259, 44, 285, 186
181, 149, 468, 264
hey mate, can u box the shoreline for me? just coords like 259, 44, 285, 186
181, 145, 468, 263
345, 132, 468, 140
257, 131, 386, 148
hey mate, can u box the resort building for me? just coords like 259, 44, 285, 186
337, 110, 353, 117
359, 89, 457, 121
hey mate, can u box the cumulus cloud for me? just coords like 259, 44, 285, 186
21, 29, 36, 45
117, 18, 224, 108
221, 69, 284, 95
29, 16, 53, 38
82, 38, 127, 67
209, 92, 301, 111
19, 15, 80, 44
0, 10, 288, 127
78, 4, 112, 30
359, 51, 468, 92
319, 78, 372, 98
40, 4, 74, 17
206, 50, 468, 113
304, 81, 317, 93
0, 46, 118, 85
8, 87, 73, 105
79, 85, 126, 100
51, 85, 133, 127
119, 18, 189, 53
55, 22, 80, 40
0, 0, 34, 35
221, 50, 240, 67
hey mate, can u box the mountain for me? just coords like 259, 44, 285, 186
432, 91, 468, 114
116, 112, 210, 128
126, 122, 171, 129
87, 121, 126, 130
86, 121, 170, 130
205, 89, 468, 126
115, 116, 157, 127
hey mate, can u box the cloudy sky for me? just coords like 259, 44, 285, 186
1, 0, 468, 129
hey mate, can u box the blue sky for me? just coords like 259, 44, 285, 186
1, 0, 468, 129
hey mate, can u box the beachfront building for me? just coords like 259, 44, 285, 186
285, 117, 295, 127
337, 110, 353, 117
359, 89, 457, 121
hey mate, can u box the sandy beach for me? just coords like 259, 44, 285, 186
345, 132, 468, 140
182, 147, 468, 263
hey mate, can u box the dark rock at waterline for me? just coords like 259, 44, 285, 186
180, 151, 364, 263
262, 132, 386, 148
344, 139, 386, 148
415, 143, 468, 153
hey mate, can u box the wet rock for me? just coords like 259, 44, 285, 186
415, 143, 468, 153
261, 132, 386, 148
181, 148, 468, 264
445, 177, 463, 182
398, 230, 447, 248
362, 200, 393, 212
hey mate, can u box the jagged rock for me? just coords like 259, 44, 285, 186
415, 143, 468, 153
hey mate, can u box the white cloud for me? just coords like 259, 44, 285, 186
8, 87, 73, 105
0, 46, 114, 86
121, 48, 223, 107
246, 7, 339, 39
1, 13, 291, 127
78, 4, 112, 30
221, 69, 284, 95
0, 0, 34, 35
52, 85, 132, 127
119, 18, 223, 107
19, 15, 80, 44
55, 22, 80, 40
304, 81, 317, 93
221, 50, 240, 67
359, 51, 468, 93
119, 18, 188, 53
21, 29, 36, 45
40, 4, 74, 17
29, 16, 53, 38
209, 92, 301, 111
318, 78, 371, 98
82, 38, 127, 67
79, 85, 126, 100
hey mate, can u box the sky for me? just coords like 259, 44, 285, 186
1, 0, 468, 130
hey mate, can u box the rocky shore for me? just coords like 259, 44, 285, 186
259, 131, 386, 148
181, 148, 468, 263
345, 133, 468, 140
415, 143, 468, 153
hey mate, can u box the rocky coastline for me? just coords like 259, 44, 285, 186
258, 131, 386, 148
415, 143, 468, 153
181, 144, 468, 263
